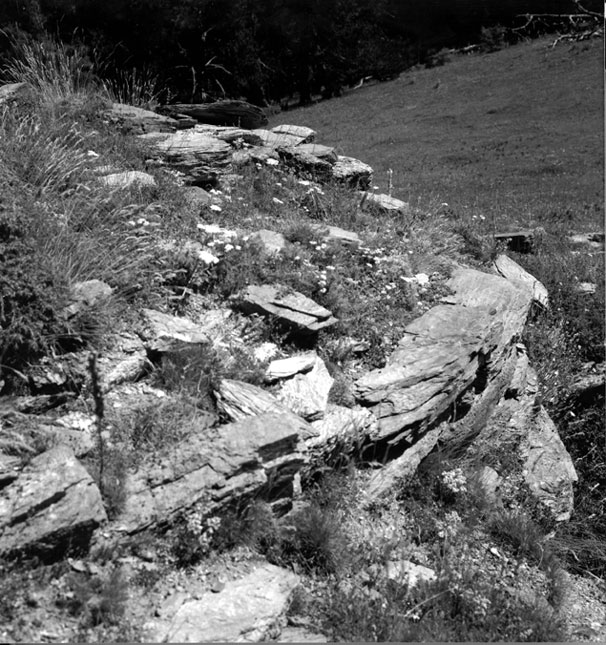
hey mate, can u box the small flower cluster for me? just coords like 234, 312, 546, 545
436, 510, 462, 540
186, 506, 222, 555
358, 245, 387, 268
441, 468, 468, 495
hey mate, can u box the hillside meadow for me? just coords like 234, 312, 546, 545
271, 36, 603, 232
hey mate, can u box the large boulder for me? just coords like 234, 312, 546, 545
114, 412, 317, 534
354, 267, 535, 445
0, 445, 107, 557
146, 563, 299, 642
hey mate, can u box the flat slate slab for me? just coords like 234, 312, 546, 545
236, 285, 338, 333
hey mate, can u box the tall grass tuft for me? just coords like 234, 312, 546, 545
1, 34, 97, 106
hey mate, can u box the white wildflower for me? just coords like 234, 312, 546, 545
210, 204, 222, 212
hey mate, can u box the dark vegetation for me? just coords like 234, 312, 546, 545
0, 0, 601, 106
0, 3, 603, 640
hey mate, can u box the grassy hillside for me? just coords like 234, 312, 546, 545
271, 37, 603, 231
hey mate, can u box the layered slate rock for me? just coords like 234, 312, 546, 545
493, 254, 548, 308
517, 401, 578, 521
458, 351, 578, 521
193, 124, 263, 146
295, 143, 338, 163
354, 267, 535, 444
161, 100, 268, 129
215, 379, 290, 422
235, 285, 338, 333
277, 146, 333, 180
306, 404, 376, 468
252, 129, 306, 148
105, 103, 178, 134
266, 353, 317, 381
0, 445, 107, 556
115, 413, 317, 534
271, 124, 316, 142
140, 129, 232, 170
277, 355, 334, 421
140, 309, 210, 353
147, 563, 299, 642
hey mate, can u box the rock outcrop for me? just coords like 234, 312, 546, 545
0, 445, 107, 557
114, 412, 316, 535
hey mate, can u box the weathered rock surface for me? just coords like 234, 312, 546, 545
278, 356, 334, 421
181, 185, 212, 209
194, 124, 263, 146
63, 279, 113, 318
105, 103, 178, 134
362, 192, 410, 213
278, 626, 328, 642
307, 404, 376, 467
148, 563, 299, 642
140, 129, 232, 169
0, 82, 33, 107
99, 170, 156, 189
253, 129, 306, 148
232, 146, 280, 166
162, 100, 268, 129
0, 453, 21, 487
516, 398, 578, 521
295, 143, 338, 163
115, 413, 317, 534
266, 353, 317, 381
331, 155, 373, 188
215, 379, 290, 422
141, 309, 210, 353
271, 124, 316, 142
277, 146, 333, 179
493, 254, 549, 308
249, 229, 287, 255
236, 285, 338, 333
0, 445, 107, 556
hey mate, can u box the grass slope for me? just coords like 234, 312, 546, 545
271, 37, 603, 231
